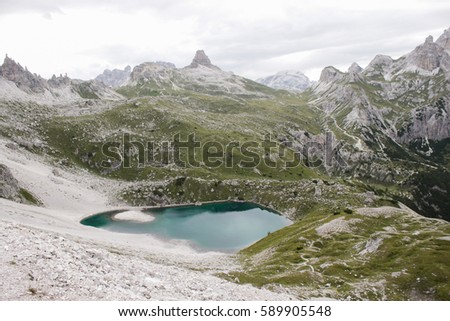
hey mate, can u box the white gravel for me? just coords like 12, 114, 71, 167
316, 217, 361, 237
0, 220, 292, 300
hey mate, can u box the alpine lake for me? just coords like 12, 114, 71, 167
81, 201, 292, 252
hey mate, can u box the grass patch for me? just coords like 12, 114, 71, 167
19, 188, 41, 206
226, 208, 450, 300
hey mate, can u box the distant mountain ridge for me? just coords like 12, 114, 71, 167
307, 27, 450, 220
0, 55, 122, 103
311, 27, 450, 144
256, 70, 312, 91
117, 50, 270, 98
95, 65, 131, 88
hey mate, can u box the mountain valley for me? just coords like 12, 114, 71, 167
1, 28, 450, 300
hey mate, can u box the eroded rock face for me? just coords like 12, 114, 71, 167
0, 164, 20, 201
406, 35, 449, 71
397, 101, 450, 144
0, 55, 47, 93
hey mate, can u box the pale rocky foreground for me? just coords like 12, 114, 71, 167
0, 220, 294, 300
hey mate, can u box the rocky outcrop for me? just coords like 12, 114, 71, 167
95, 66, 132, 88
0, 164, 21, 201
0, 55, 47, 93
397, 100, 450, 144
436, 27, 450, 52
48, 74, 71, 88
348, 62, 362, 74
256, 70, 312, 91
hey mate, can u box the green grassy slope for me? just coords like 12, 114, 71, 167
224, 208, 450, 300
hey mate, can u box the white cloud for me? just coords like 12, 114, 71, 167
0, 0, 449, 80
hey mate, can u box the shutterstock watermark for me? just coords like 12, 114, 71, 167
100, 132, 348, 169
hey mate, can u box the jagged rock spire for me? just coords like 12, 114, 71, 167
189, 50, 218, 69
0, 55, 47, 93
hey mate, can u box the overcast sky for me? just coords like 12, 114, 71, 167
0, 0, 449, 81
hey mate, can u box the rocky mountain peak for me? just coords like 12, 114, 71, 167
348, 62, 363, 82
348, 62, 362, 74
369, 55, 393, 68
362, 55, 393, 79
1, 55, 23, 79
0, 55, 47, 93
189, 50, 218, 69
406, 34, 447, 71
319, 66, 344, 83
436, 27, 450, 52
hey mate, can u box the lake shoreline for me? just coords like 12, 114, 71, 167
80, 199, 285, 222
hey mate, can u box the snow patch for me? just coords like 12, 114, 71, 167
113, 210, 155, 223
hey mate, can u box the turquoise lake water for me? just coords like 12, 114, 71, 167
81, 202, 292, 252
